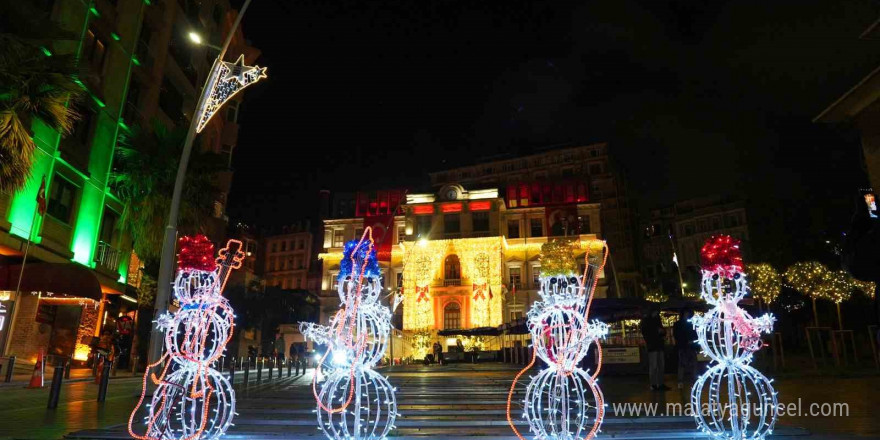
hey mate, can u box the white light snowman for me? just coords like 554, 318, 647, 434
129, 235, 243, 440
691, 235, 778, 440
508, 240, 609, 440
300, 227, 398, 440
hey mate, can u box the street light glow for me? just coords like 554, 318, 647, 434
188, 31, 203, 45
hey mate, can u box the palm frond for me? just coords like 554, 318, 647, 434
112, 119, 227, 266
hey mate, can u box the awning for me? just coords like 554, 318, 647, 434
0, 263, 103, 301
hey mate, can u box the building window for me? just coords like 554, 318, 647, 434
724, 214, 740, 228
443, 302, 461, 330
83, 28, 107, 78
397, 225, 406, 243
416, 215, 432, 238
333, 230, 345, 247
509, 267, 522, 288
47, 176, 77, 223
226, 100, 239, 122
295, 278, 302, 289
532, 266, 541, 287
578, 215, 591, 234
530, 218, 543, 237
354, 228, 364, 240
444, 214, 460, 234
98, 208, 119, 245
685, 224, 695, 235
298, 239, 305, 250
158, 78, 185, 122
472, 212, 489, 232
589, 163, 602, 175
506, 219, 520, 239
396, 272, 403, 288
281, 241, 287, 252
444, 254, 461, 281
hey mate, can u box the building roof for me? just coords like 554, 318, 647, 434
814, 64, 880, 123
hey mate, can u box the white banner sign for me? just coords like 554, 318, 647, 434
602, 346, 640, 364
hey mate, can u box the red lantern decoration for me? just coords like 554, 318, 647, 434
177, 234, 216, 272
700, 235, 743, 277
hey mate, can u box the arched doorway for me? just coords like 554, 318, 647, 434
443, 302, 461, 330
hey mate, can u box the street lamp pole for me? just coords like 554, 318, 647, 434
147, 0, 254, 368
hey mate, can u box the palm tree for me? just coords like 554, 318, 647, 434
110, 121, 226, 265
0, 0, 82, 193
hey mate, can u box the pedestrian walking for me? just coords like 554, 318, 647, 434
673, 309, 698, 389
432, 341, 443, 365
288, 343, 298, 375
641, 309, 668, 391
273, 333, 285, 364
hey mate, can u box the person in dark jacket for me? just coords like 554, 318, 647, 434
640, 309, 668, 391
673, 309, 699, 389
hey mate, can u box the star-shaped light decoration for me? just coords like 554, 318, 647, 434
195, 54, 267, 133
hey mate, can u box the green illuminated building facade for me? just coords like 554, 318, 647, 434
0, 0, 257, 364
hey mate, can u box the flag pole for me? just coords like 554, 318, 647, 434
669, 230, 686, 298
2, 178, 44, 356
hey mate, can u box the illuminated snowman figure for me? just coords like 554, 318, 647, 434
691, 235, 778, 440
508, 240, 609, 440
301, 227, 398, 440
129, 236, 243, 440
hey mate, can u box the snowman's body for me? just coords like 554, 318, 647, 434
691, 237, 778, 440
301, 232, 397, 440
520, 267, 608, 440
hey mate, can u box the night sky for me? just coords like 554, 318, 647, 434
227, 0, 880, 264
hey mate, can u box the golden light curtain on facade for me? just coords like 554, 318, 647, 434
401, 237, 505, 330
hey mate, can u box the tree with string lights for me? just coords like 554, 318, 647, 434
783, 261, 829, 326
745, 263, 781, 310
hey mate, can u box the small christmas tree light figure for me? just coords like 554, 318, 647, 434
691, 235, 778, 440
507, 239, 609, 440
300, 227, 398, 440
129, 235, 244, 440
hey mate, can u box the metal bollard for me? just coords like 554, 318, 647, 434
242, 359, 250, 387
268, 358, 274, 380
64, 357, 72, 379
131, 355, 139, 373
228, 359, 236, 384
4, 356, 15, 383
47, 363, 64, 409
97, 360, 112, 402
256, 358, 262, 384
287, 358, 292, 377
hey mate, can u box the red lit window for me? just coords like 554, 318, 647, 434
469, 201, 491, 211
441, 203, 462, 213
413, 205, 434, 215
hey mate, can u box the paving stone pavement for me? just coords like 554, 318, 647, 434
0, 362, 875, 439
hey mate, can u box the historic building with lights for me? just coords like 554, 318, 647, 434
317, 144, 637, 353
0, 0, 257, 367
641, 195, 750, 295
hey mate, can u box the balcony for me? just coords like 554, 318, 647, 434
95, 241, 122, 273
442, 279, 461, 287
